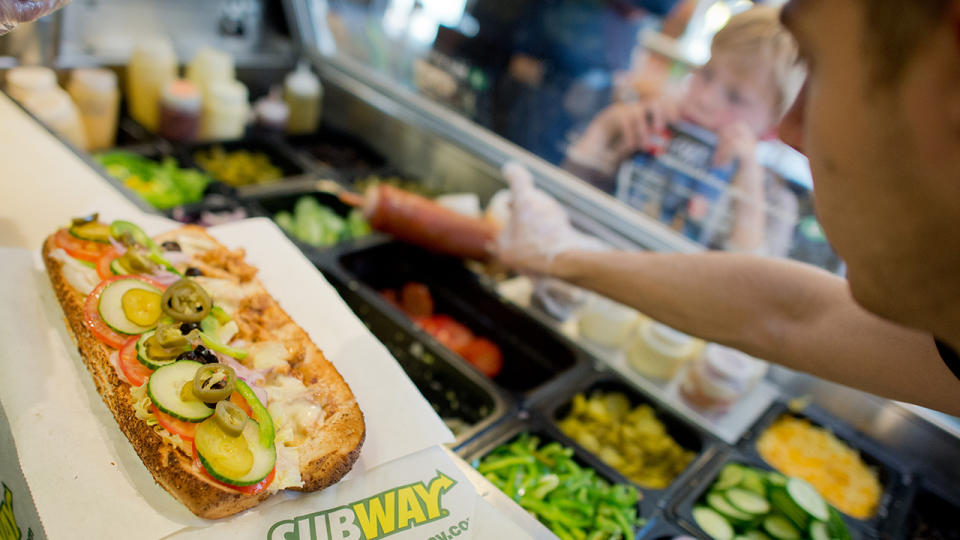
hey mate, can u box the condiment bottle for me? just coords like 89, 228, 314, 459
626, 320, 699, 379
252, 87, 289, 133
200, 79, 249, 141
22, 87, 89, 150
283, 61, 322, 134
127, 37, 177, 132
158, 79, 201, 142
67, 68, 120, 150
578, 294, 640, 348
5, 65, 57, 103
678, 344, 767, 414
186, 46, 235, 98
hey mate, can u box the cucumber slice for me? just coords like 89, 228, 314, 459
726, 488, 772, 515
762, 515, 800, 540
786, 477, 829, 522
693, 506, 734, 540
147, 361, 215, 422
109, 258, 128, 276
767, 472, 788, 488
98, 278, 163, 334
708, 492, 755, 525
770, 487, 810, 530
742, 531, 772, 540
809, 521, 830, 540
136, 331, 185, 370
70, 221, 112, 243
196, 417, 276, 486
740, 468, 768, 497
826, 507, 852, 540
714, 464, 745, 491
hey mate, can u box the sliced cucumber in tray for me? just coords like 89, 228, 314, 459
693, 506, 735, 540
762, 515, 800, 540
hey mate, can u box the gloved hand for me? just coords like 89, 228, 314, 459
0, 0, 70, 35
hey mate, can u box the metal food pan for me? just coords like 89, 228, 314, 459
891, 479, 960, 540
284, 126, 388, 174
328, 241, 590, 397
638, 515, 697, 539
179, 136, 315, 189
538, 371, 721, 502
458, 415, 658, 533
320, 268, 512, 447
737, 401, 912, 532
668, 451, 869, 540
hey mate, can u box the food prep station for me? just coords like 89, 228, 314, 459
2, 1, 960, 538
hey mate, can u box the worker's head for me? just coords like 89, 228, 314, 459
679, 6, 805, 137
778, 0, 960, 333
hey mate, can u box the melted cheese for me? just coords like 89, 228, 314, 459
265, 374, 323, 447
192, 276, 260, 316
249, 341, 290, 371
172, 233, 218, 257
50, 248, 100, 295
270, 445, 303, 492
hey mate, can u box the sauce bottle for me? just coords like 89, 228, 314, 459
186, 46, 235, 98
5, 65, 57, 103
127, 37, 177, 132
200, 79, 249, 141
67, 68, 120, 151
158, 79, 201, 142
283, 61, 322, 134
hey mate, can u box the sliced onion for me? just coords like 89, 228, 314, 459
150, 267, 181, 286
109, 237, 127, 256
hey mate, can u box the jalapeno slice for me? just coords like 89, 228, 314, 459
117, 249, 157, 274
110, 220, 155, 250
161, 278, 212, 322
193, 364, 236, 404
214, 400, 248, 437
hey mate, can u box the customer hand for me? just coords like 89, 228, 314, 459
0, 0, 70, 34
568, 99, 678, 174
713, 121, 759, 168
495, 162, 606, 275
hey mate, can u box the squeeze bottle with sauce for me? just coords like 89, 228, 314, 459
200, 79, 249, 141
127, 37, 177, 131
186, 46, 235, 97
67, 68, 119, 150
5, 65, 57, 103
283, 61, 322, 134
158, 79, 201, 142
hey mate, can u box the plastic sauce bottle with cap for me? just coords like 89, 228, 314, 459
186, 46, 235, 98
252, 87, 289, 133
626, 320, 700, 379
22, 87, 89, 150
67, 68, 119, 151
5, 65, 57, 103
283, 62, 322, 134
679, 344, 767, 414
158, 79, 201, 142
200, 79, 249, 141
127, 37, 177, 132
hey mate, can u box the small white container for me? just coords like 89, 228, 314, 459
67, 68, 120, 151
5, 65, 57, 103
679, 344, 767, 414
200, 79, 249, 141
626, 320, 699, 379
22, 87, 89, 150
578, 294, 640, 348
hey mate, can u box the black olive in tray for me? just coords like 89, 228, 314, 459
322, 271, 509, 445
327, 241, 588, 396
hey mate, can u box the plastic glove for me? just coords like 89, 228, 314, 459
0, 0, 70, 35
496, 161, 607, 275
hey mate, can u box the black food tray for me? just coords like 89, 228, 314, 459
639, 515, 697, 539
892, 479, 960, 540
536, 371, 720, 502
668, 451, 870, 540
321, 270, 511, 446
323, 241, 590, 397
458, 415, 655, 533
180, 136, 315, 189
737, 401, 912, 534
284, 126, 387, 174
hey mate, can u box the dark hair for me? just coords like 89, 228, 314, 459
862, 0, 951, 84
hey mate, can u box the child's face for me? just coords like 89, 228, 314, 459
680, 52, 778, 136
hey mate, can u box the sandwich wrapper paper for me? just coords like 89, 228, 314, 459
0, 211, 541, 540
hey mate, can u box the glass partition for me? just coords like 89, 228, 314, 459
318, 0, 842, 272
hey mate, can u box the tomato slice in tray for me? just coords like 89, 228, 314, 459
54, 228, 110, 263
418, 315, 474, 355
192, 442, 275, 495
152, 404, 199, 442
96, 248, 120, 280
83, 275, 167, 349
461, 337, 504, 378
118, 334, 153, 386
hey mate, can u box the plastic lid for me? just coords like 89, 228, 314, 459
285, 61, 320, 96
161, 79, 201, 110
206, 80, 249, 107
254, 96, 289, 127
6, 66, 57, 97
700, 344, 758, 382
70, 68, 117, 93
641, 321, 695, 356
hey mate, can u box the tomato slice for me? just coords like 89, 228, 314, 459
192, 442, 275, 495
119, 334, 153, 386
96, 248, 120, 280
152, 404, 198, 443
400, 282, 434, 319
230, 391, 253, 418
419, 315, 474, 355
83, 275, 167, 348
461, 337, 504, 378
54, 228, 110, 263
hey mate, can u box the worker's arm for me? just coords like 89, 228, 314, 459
551, 249, 960, 417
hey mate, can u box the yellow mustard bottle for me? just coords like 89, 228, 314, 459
127, 37, 177, 132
